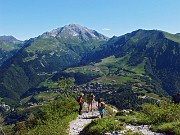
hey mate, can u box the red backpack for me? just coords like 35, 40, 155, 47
77, 96, 83, 104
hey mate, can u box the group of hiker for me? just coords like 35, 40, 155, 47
77, 92, 105, 118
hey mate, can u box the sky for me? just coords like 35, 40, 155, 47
0, 0, 180, 40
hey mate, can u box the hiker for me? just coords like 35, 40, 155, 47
98, 98, 105, 118
77, 93, 84, 115
87, 91, 95, 112
172, 93, 180, 103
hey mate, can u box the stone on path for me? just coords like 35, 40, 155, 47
69, 111, 99, 135
69, 102, 99, 135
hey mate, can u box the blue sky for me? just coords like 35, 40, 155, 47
0, 0, 180, 40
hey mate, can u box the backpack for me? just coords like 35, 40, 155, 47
87, 93, 94, 100
76, 96, 83, 104
101, 102, 105, 109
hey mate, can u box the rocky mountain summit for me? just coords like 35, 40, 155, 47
41, 24, 109, 41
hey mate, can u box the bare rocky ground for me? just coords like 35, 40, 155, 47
106, 124, 166, 135
123, 124, 165, 135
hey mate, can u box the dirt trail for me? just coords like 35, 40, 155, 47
69, 102, 99, 135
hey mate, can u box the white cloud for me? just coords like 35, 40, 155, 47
102, 28, 111, 31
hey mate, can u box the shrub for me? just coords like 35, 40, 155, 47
82, 117, 123, 135
151, 121, 180, 135
116, 111, 126, 116
116, 112, 151, 125
104, 104, 117, 117
16, 97, 79, 135
142, 102, 180, 124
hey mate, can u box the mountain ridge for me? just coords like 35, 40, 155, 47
80, 29, 180, 95
0, 35, 22, 43
0, 36, 23, 66
0, 25, 179, 106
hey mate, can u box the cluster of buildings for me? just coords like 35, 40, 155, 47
72, 81, 116, 94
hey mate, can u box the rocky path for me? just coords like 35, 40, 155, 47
120, 124, 165, 135
105, 124, 165, 135
68, 103, 165, 135
69, 102, 99, 135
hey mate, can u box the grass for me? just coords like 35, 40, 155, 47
94, 56, 118, 66
116, 111, 151, 125
145, 93, 160, 99
0, 42, 21, 51
129, 59, 146, 74
163, 31, 180, 43
26, 37, 61, 51
20, 90, 62, 106
151, 121, 180, 135
38, 80, 57, 88
94, 75, 135, 85
65, 54, 146, 82
65, 54, 146, 84
1, 125, 14, 134
25, 113, 78, 135
33, 91, 61, 101
20, 96, 31, 104
104, 104, 118, 117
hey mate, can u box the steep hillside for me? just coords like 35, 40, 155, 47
163, 31, 180, 43
0, 36, 23, 66
0, 24, 108, 105
80, 29, 180, 95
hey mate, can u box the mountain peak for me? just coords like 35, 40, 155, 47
0, 35, 22, 43
41, 24, 109, 41
64, 24, 86, 29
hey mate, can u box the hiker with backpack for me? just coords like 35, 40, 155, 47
77, 93, 84, 115
98, 98, 105, 118
87, 91, 95, 112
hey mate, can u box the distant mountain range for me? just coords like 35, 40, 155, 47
0, 36, 23, 66
0, 24, 179, 105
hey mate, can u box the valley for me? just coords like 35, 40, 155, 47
0, 24, 179, 135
